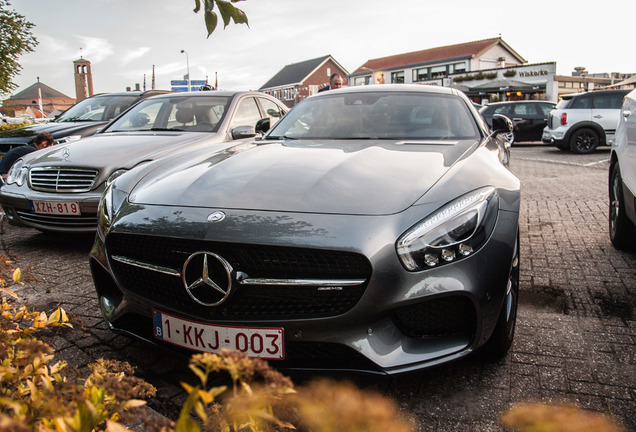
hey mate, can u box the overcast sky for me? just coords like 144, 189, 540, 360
8, 0, 635, 97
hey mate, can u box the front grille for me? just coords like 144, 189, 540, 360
106, 233, 372, 320
392, 295, 476, 339
15, 210, 97, 229
29, 167, 98, 192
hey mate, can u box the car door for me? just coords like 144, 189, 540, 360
509, 103, 537, 142
621, 90, 636, 196
592, 93, 625, 143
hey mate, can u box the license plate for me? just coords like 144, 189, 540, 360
153, 310, 285, 359
31, 200, 81, 216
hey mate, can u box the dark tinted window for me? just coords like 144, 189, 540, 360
537, 103, 555, 115
512, 104, 536, 115
592, 93, 625, 109
569, 96, 591, 109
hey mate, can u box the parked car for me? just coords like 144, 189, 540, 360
0, 90, 168, 159
542, 89, 630, 154
90, 84, 521, 374
609, 88, 636, 250
479, 100, 555, 143
0, 91, 287, 232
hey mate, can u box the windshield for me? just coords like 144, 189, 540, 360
56, 95, 140, 122
267, 92, 480, 141
104, 95, 231, 133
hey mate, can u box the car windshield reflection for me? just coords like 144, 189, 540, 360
267, 92, 480, 141
104, 95, 231, 133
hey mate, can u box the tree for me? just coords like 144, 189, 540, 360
0, 0, 38, 94
193, 0, 249, 38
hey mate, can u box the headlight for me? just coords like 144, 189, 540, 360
55, 135, 82, 145
97, 182, 128, 240
397, 187, 499, 271
6, 159, 28, 186
106, 169, 128, 187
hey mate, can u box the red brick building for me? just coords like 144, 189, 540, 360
1, 80, 75, 117
260, 55, 349, 107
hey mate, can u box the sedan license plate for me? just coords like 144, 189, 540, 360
153, 310, 284, 359
31, 200, 81, 216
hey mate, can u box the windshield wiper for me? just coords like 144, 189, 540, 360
150, 128, 184, 132
265, 135, 298, 140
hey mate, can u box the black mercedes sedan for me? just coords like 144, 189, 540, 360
479, 100, 555, 143
90, 84, 520, 374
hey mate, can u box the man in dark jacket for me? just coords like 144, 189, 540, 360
318, 73, 344, 92
0, 132, 54, 178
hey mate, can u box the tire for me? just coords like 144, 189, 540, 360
609, 163, 636, 250
569, 127, 600, 154
504, 131, 515, 145
484, 230, 519, 359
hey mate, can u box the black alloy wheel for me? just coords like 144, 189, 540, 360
609, 163, 636, 250
484, 230, 520, 358
570, 127, 600, 154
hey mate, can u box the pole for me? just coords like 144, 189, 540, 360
181, 50, 191, 92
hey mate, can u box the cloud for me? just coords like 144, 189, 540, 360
74, 35, 114, 64
121, 47, 151, 66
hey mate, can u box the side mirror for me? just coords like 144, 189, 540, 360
492, 113, 513, 135
255, 117, 271, 134
231, 126, 257, 140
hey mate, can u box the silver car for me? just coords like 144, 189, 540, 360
609, 88, 636, 250
0, 91, 287, 232
90, 85, 520, 374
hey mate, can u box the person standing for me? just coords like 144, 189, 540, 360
0, 132, 55, 178
318, 73, 344, 92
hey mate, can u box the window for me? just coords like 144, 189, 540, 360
593, 93, 625, 109
391, 71, 405, 84
413, 68, 428, 82
353, 76, 371, 86
452, 63, 466, 74
230, 97, 262, 129
570, 96, 591, 109
538, 103, 555, 115
430, 66, 446, 79
258, 97, 285, 127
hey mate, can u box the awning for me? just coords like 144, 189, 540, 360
466, 78, 542, 93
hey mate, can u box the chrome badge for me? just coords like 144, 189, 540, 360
182, 252, 233, 306
62, 148, 71, 161
207, 211, 226, 223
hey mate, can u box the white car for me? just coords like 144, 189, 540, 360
609, 88, 636, 249
543, 89, 629, 154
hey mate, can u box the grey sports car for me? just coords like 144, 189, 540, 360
90, 84, 520, 374
0, 91, 287, 232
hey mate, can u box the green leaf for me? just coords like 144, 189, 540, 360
205, 10, 219, 37
193, 0, 201, 13
216, 0, 249, 28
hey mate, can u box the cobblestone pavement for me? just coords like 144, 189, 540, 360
1, 144, 634, 431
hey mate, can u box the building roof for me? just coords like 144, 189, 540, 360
260, 55, 348, 89
9, 81, 72, 100
353, 37, 526, 73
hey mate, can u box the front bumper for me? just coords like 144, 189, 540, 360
89, 202, 519, 375
0, 186, 102, 232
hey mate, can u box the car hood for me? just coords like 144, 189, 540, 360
0, 121, 106, 140
25, 131, 224, 170
129, 139, 477, 215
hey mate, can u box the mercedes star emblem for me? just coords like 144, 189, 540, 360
62, 148, 71, 161
182, 251, 234, 306
207, 211, 226, 223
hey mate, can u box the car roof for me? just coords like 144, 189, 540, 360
139, 90, 278, 100
561, 89, 631, 99
312, 84, 459, 97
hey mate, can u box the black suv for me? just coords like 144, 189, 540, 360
479, 100, 556, 144
542, 89, 630, 154
0, 90, 168, 158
